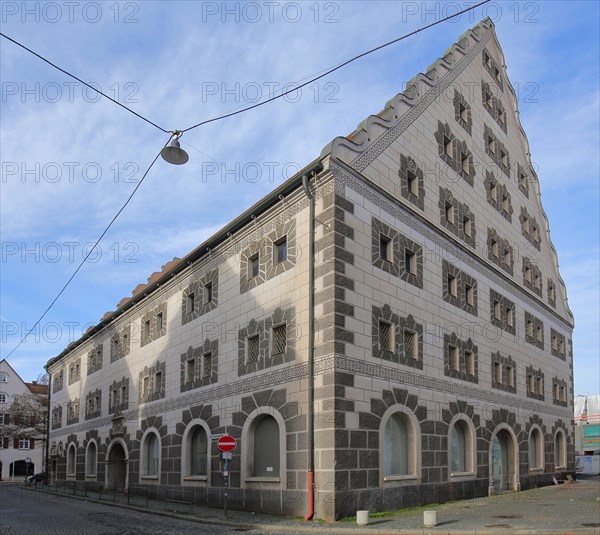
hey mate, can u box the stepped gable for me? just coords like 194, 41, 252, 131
321, 17, 572, 325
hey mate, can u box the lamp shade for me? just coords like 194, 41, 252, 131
161, 138, 189, 165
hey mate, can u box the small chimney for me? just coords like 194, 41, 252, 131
31, 381, 37, 385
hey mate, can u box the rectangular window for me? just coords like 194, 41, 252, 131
519, 172, 527, 189
494, 66, 501, 82
490, 181, 497, 201
501, 195, 509, 213
525, 266, 531, 283
553, 383, 559, 400
465, 284, 474, 306
202, 352, 212, 379
498, 109, 506, 125
506, 366, 514, 387
528, 374, 535, 393
143, 376, 150, 397
503, 249, 511, 267
378, 320, 393, 352
560, 385, 566, 401
272, 324, 287, 355
144, 320, 150, 338
249, 253, 259, 278
121, 385, 127, 405
447, 273, 457, 297
204, 282, 213, 304
536, 325, 543, 343
493, 300, 502, 321
154, 371, 162, 393
186, 292, 195, 313
247, 334, 260, 363
536, 377, 543, 395
112, 338, 119, 358
500, 150, 508, 167
19, 438, 30, 450
465, 350, 475, 375
485, 91, 493, 109
487, 135, 495, 153
526, 320, 534, 338
186, 358, 195, 383
156, 313, 163, 331
461, 153, 469, 174
379, 234, 392, 262
449, 345, 459, 371
494, 361, 502, 383
405, 249, 416, 275
463, 215, 472, 238
559, 339, 565, 356
274, 237, 287, 264
445, 201, 454, 223
491, 239, 499, 258
444, 135, 452, 157
407, 169, 418, 195
459, 102, 468, 122
404, 329, 416, 360
506, 306, 514, 327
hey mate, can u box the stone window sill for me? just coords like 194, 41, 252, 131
85, 474, 97, 480
141, 475, 159, 481
183, 475, 208, 482
555, 466, 566, 471
245, 476, 280, 484
450, 471, 475, 481
529, 468, 543, 473
384, 475, 418, 482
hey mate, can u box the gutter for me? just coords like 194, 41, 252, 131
301, 167, 318, 521
45, 159, 325, 370
44, 374, 51, 484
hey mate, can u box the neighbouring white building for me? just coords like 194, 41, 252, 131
0, 359, 48, 480
45, 18, 574, 520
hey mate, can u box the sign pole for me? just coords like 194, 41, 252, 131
216, 435, 236, 518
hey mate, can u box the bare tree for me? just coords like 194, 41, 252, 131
3, 390, 48, 441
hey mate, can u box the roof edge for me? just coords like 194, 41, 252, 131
45, 158, 325, 371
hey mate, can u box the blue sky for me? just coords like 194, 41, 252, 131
1, 1, 598, 395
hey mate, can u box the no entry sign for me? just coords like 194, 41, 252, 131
217, 435, 237, 452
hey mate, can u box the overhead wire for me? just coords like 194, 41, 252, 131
0, 31, 170, 134
2, 137, 171, 360
1, 0, 492, 358
181, 0, 492, 133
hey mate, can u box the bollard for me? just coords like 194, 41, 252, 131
424, 510, 437, 527
356, 510, 369, 525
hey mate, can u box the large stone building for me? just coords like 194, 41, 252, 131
46, 18, 575, 520
0, 359, 48, 480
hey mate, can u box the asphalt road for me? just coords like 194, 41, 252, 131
0, 484, 277, 535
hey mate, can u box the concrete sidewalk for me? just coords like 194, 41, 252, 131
21, 476, 600, 534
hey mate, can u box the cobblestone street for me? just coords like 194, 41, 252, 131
1, 479, 599, 534
0, 484, 261, 535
